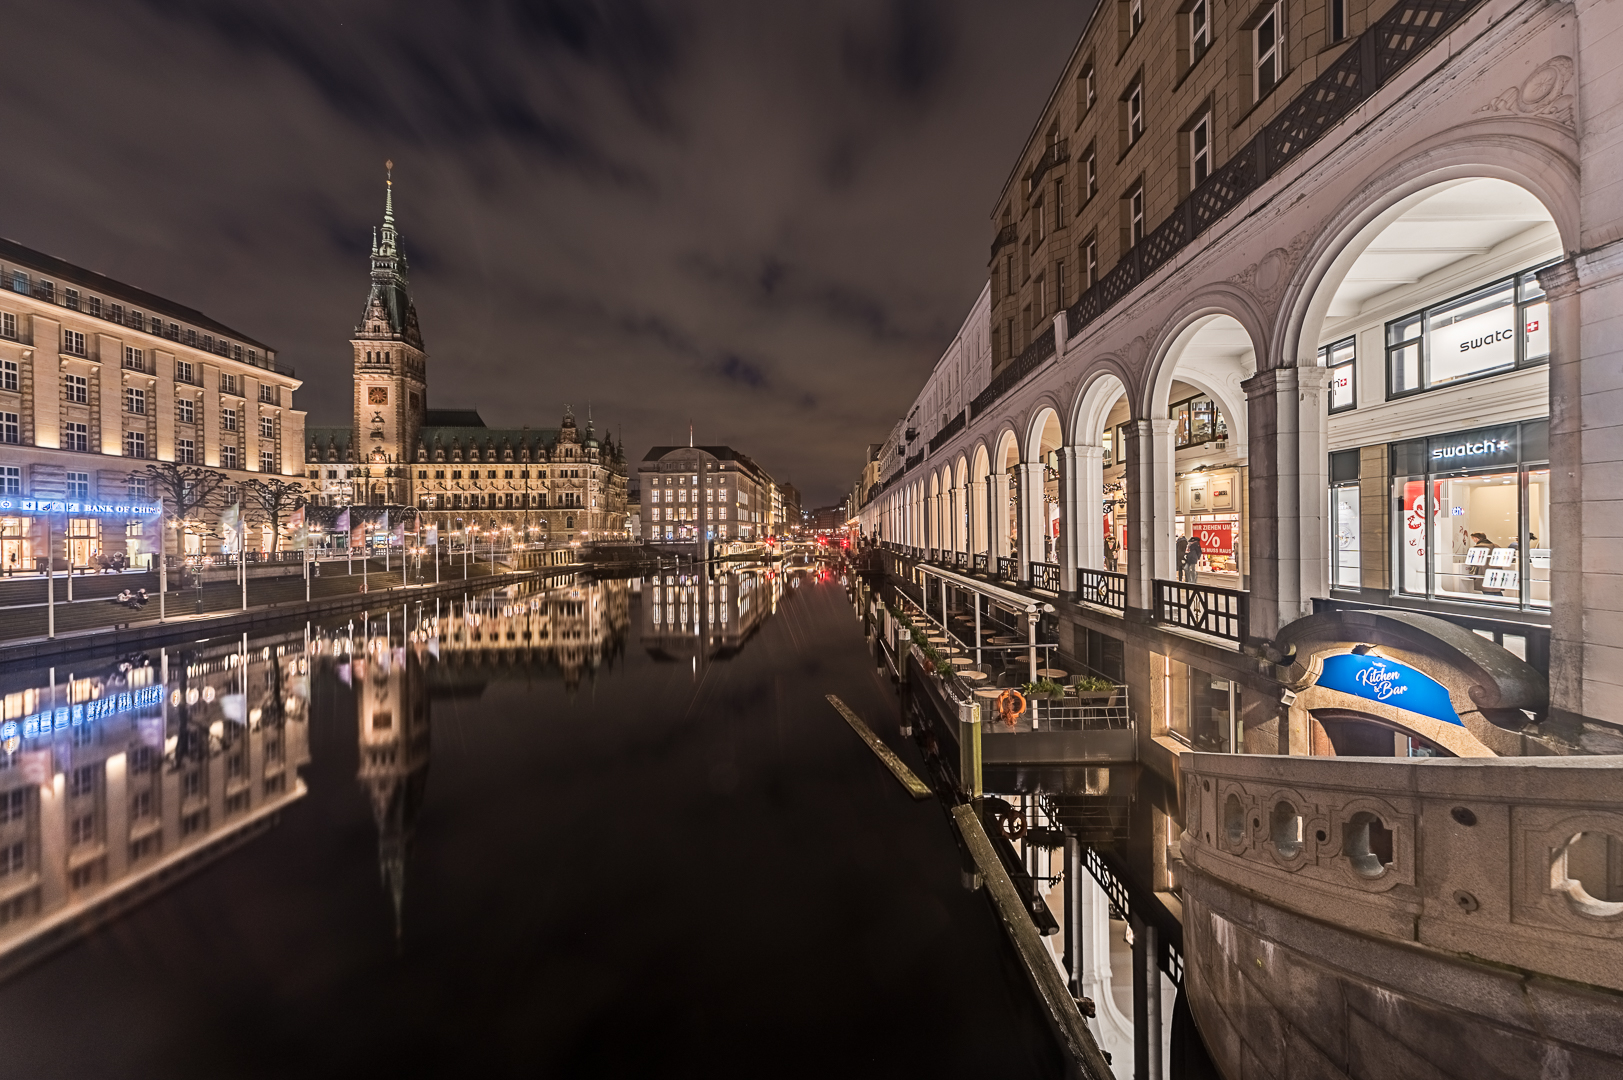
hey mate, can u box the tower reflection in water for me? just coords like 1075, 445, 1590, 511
0, 633, 311, 978
316, 574, 634, 935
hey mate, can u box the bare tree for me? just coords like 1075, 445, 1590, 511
242, 476, 307, 553
140, 463, 230, 552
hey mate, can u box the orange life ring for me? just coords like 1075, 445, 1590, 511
995, 689, 1026, 727
999, 808, 1028, 840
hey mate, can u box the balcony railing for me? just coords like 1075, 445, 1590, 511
997, 556, 1017, 581
974, 553, 989, 571
1155, 579, 1248, 643
1076, 568, 1127, 611
971, 328, 1057, 419
955, 550, 968, 569
928, 410, 966, 452
1030, 561, 1061, 592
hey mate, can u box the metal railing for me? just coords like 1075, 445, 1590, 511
1030, 561, 1061, 592
971, 328, 1057, 419
955, 550, 968, 568
1075, 568, 1127, 611
928, 410, 966, 452
997, 556, 1017, 581
974, 553, 989, 571
1155, 578, 1248, 643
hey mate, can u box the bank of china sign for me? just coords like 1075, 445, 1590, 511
0, 497, 163, 516
1316, 653, 1462, 726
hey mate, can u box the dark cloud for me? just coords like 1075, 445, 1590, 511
0, 0, 1088, 504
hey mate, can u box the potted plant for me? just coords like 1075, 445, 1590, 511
1072, 674, 1120, 705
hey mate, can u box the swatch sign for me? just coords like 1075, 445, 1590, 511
1316, 653, 1461, 726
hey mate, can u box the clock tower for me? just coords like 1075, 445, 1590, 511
352, 161, 427, 505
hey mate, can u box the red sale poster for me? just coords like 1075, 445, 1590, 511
1193, 522, 1232, 554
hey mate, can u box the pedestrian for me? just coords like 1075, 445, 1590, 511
1175, 534, 1189, 581
1104, 533, 1119, 573
1184, 533, 1204, 582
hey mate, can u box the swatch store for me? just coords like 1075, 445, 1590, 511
1328, 264, 1552, 623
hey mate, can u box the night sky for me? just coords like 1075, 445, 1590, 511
2, 1, 1088, 505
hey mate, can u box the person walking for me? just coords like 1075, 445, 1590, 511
1175, 534, 1189, 582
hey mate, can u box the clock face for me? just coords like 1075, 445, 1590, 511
368, 386, 389, 405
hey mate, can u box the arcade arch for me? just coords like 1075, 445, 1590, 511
1071, 373, 1131, 576
1025, 407, 1063, 566
993, 428, 1020, 566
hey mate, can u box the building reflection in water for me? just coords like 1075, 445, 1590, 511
643, 563, 792, 665
0, 633, 311, 978
304, 573, 634, 937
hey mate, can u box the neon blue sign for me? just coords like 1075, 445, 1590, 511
9, 686, 164, 742
2, 497, 163, 517
1317, 654, 1461, 726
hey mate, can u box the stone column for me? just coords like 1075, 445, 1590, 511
1076, 444, 1106, 572
1058, 446, 1081, 592
1542, 247, 1623, 727
1124, 419, 1174, 612
1132, 914, 1163, 1080
1241, 365, 1330, 642
990, 472, 1011, 563
1019, 462, 1045, 580
969, 479, 987, 559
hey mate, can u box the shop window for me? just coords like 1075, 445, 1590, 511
1386, 266, 1552, 398
1321, 337, 1355, 412
1330, 449, 1360, 589
1392, 420, 1549, 609
1172, 392, 1227, 449
1164, 655, 1242, 752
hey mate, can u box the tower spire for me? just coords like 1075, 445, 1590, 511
384, 158, 395, 226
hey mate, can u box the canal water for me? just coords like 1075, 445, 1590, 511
0, 564, 1063, 1077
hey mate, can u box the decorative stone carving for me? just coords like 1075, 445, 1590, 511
1229, 228, 1314, 306
1475, 56, 1575, 126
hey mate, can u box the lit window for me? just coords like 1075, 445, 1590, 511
176, 398, 194, 425
260, 416, 275, 439
1385, 266, 1552, 398
124, 346, 144, 370
124, 430, 146, 459
176, 438, 195, 464
1254, 2, 1285, 99
65, 374, 87, 403
1320, 338, 1356, 413
1, 359, 16, 391
261, 450, 276, 474
0, 465, 17, 492
221, 407, 237, 432
125, 387, 146, 415
0, 313, 13, 340
175, 360, 193, 384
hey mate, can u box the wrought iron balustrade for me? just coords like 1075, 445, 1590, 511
997, 556, 1017, 581
1075, 568, 1127, 611
928, 410, 966, 452
973, 553, 989, 571
970, 329, 1057, 419
1154, 579, 1248, 643
955, 550, 968, 568
1030, 561, 1061, 592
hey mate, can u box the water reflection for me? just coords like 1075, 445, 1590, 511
644, 564, 789, 663
0, 633, 310, 978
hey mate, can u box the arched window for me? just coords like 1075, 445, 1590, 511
566, 515, 575, 530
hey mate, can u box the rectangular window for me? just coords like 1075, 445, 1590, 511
9, 271, 26, 294
1254, 2, 1285, 100
1190, 112, 1212, 188
62, 329, 85, 357
1392, 420, 1550, 610
176, 398, 194, 425
1032, 195, 1045, 244
64, 422, 88, 452
1081, 65, 1096, 113
124, 430, 146, 459
0, 465, 18, 492
64, 288, 80, 311
261, 450, 276, 474
1190, 0, 1210, 62
1330, 450, 1361, 589
1321, 337, 1356, 412
0, 414, 17, 445
65, 374, 87, 403
67, 471, 88, 499
125, 387, 146, 414
1, 359, 15, 392
1130, 0, 1144, 36
259, 384, 278, 404
259, 416, 275, 439
124, 346, 144, 370
1084, 235, 1098, 288
1054, 177, 1066, 224
0, 313, 14, 340
126, 475, 147, 498
1056, 259, 1068, 309
1385, 266, 1550, 399
175, 360, 193, 384
220, 373, 240, 395
36, 280, 54, 303
1128, 184, 1145, 247
1083, 144, 1097, 201
1126, 83, 1144, 145
176, 439, 195, 464
1330, 0, 1347, 41
88, 296, 101, 319
221, 407, 237, 432
221, 444, 238, 470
